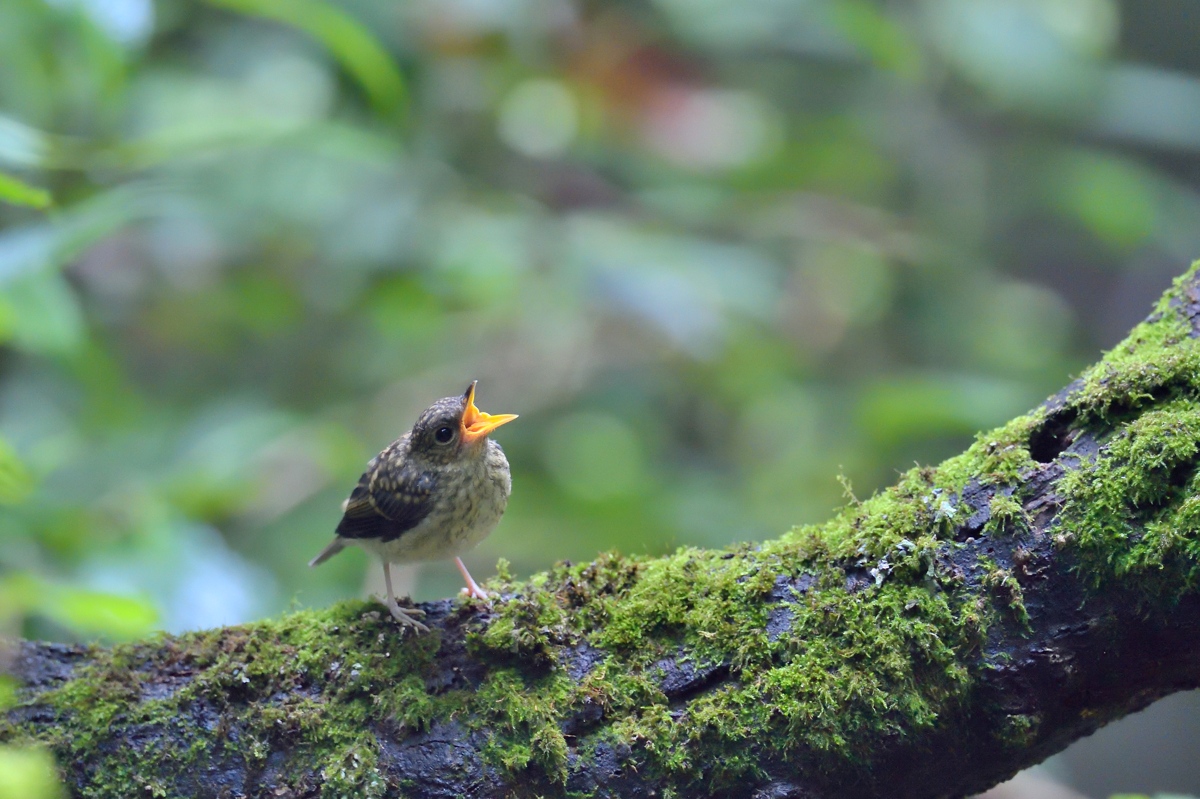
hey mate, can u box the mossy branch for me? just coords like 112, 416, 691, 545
9, 266, 1200, 798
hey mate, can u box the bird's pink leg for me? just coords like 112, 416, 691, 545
455, 557, 490, 600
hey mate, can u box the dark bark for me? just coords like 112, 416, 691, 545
7, 266, 1200, 798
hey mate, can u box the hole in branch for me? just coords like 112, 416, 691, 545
1029, 410, 1078, 464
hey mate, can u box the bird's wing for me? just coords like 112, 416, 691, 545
335, 451, 437, 543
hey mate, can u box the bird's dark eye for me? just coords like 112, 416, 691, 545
435, 426, 455, 444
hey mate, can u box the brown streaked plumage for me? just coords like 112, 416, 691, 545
309, 382, 517, 631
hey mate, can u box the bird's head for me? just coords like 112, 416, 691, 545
409, 382, 518, 463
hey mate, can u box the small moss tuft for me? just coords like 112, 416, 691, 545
985, 492, 1029, 537
470, 590, 571, 669
980, 558, 1029, 626
995, 713, 1040, 750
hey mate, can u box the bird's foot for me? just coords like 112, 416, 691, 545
454, 557, 494, 603
381, 599, 429, 632
459, 584, 494, 601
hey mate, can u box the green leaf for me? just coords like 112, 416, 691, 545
0, 182, 157, 285
0, 271, 85, 356
1053, 152, 1159, 250
0, 437, 33, 505
1, 572, 160, 640
0, 172, 51, 209
45, 589, 160, 640
857, 373, 1037, 446
828, 0, 924, 80
206, 0, 407, 119
0, 746, 63, 799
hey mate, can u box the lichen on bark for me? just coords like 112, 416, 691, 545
7, 265, 1200, 799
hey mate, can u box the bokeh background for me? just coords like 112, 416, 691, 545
2, 0, 1200, 796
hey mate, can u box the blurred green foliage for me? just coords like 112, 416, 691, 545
0, 173, 52, 210
1, 0, 1199, 645
0, 746, 63, 799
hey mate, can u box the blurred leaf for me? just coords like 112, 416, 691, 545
0, 437, 34, 505
0, 171, 50, 209
0, 746, 63, 799
0, 271, 84, 355
43, 587, 159, 640
1, 572, 159, 640
1052, 152, 1159, 250
228, 272, 303, 335
365, 275, 444, 339
0, 185, 147, 284
206, 0, 407, 119
828, 0, 923, 80
541, 412, 650, 502
68, 340, 145, 430
735, 125, 894, 195
1090, 65, 1200, 151
857, 374, 1037, 446
963, 281, 1073, 374
924, 0, 1105, 114
0, 115, 49, 169
0, 676, 16, 711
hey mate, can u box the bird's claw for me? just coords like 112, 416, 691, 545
381, 599, 429, 632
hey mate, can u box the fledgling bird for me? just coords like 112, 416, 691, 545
309, 382, 517, 631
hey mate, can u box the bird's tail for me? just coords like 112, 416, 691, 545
309, 538, 346, 568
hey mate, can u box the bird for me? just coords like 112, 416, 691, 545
309, 381, 517, 631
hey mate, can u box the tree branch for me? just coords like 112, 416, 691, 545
8, 266, 1200, 799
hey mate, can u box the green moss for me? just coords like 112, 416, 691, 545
985, 492, 1029, 537
8, 533, 993, 794
470, 589, 571, 669
319, 734, 387, 799
2, 602, 460, 799
995, 713, 1040, 750
1069, 270, 1198, 423
471, 669, 573, 783
528, 533, 980, 789
1056, 399, 1200, 595
980, 557, 1029, 625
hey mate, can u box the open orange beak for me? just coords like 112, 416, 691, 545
460, 381, 518, 444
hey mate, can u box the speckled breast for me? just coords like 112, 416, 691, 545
373, 441, 511, 564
